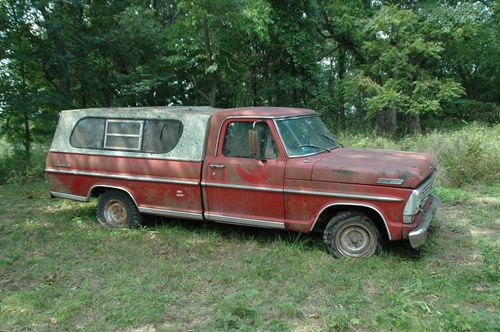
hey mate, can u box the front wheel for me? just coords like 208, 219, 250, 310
96, 190, 142, 229
323, 211, 381, 258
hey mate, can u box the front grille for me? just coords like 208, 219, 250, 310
417, 172, 435, 210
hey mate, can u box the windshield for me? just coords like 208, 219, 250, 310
275, 115, 341, 157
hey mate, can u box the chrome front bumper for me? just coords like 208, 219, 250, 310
409, 196, 440, 248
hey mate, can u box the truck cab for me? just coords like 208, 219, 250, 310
46, 106, 439, 258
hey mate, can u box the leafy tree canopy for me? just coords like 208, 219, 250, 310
0, 0, 498, 160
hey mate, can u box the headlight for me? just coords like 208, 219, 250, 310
403, 171, 436, 224
403, 190, 419, 224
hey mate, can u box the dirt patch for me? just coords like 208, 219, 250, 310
469, 196, 500, 206
129, 325, 156, 332
470, 228, 499, 237
436, 204, 468, 223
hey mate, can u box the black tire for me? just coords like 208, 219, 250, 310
96, 190, 142, 229
323, 211, 381, 258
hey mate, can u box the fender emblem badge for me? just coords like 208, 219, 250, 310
377, 178, 404, 185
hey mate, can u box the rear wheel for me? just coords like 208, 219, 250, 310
323, 211, 381, 258
96, 190, 142, 229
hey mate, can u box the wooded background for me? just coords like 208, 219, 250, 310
1, 0, 499, 162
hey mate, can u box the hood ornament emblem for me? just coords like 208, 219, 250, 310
377, 178, 404, 185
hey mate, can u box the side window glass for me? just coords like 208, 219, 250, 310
223, 122, 252, 157
142, 120, 183, 153
223, 121, 278, 159
104, 120, 143, 150
70, 118, 105, 149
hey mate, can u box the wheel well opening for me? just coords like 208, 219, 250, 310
89, 186, 108, 198
89, 187, 135, 206
312, 205, 389, 242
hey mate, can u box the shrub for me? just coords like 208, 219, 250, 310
0, 144, 48, 184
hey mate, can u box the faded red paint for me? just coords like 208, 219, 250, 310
46, 106, 437, 244
46, 152, 204, 216
312, 148, 435, 188
282, 178, 412, 237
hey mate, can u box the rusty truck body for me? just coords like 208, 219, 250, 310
46, 106, 439, 258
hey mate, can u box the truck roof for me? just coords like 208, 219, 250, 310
219, 107, 316, 118
61, 106, 221, 116
60, 106, 315, 118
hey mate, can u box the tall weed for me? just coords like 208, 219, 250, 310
339, 123, 500, 187
0, 144, 48, 184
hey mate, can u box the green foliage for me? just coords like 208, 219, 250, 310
0, 0, 499, 166
215, 289, 262, 329
425, 1, 500, 104
0, 143, 47, 184
438, 126, 499, 187
442, 99, 500, 124
433, 187, 470, 203
358, 5, 465, 119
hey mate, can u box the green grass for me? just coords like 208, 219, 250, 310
0, 182, 499, 331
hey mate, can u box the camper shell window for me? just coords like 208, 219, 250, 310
142, 120, 183, 153
70, 117, 105, 149
104, 120, 144, 150
70, 117, 183, 154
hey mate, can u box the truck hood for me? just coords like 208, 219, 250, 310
312, 148, 436, 188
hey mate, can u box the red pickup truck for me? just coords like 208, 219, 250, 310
46, 106, 439, 258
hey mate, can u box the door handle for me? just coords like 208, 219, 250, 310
210, 164, 225, 169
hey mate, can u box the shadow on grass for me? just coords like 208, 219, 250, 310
38, 200, 422, 260
142, 214, 324, 250
141, 215, 422, 260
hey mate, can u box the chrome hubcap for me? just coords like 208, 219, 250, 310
104, 200, 128, 227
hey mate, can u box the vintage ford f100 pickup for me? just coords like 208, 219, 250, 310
46, 106, 439, 258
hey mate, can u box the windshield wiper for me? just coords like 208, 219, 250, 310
321, 134, 343, 148
297, 144, 331, 153
321, 134, 336, 144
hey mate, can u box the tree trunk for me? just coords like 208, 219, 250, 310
337, 46, 346, 130
250, 65, 257, 106
20, 61, 31, 163
375, 108, 397, 135
408, 114, 421, 135
203, 14, 217, 107
326, 57, 335, 126
273, 71, 281, 105
50, 1, 71, 108
354, 91, 365, 130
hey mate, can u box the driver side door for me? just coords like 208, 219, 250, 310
203, 119, 286, 228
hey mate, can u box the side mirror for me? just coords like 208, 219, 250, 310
248, 129, 260, 159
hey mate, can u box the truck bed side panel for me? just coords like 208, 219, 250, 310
46, 152, 203, 218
